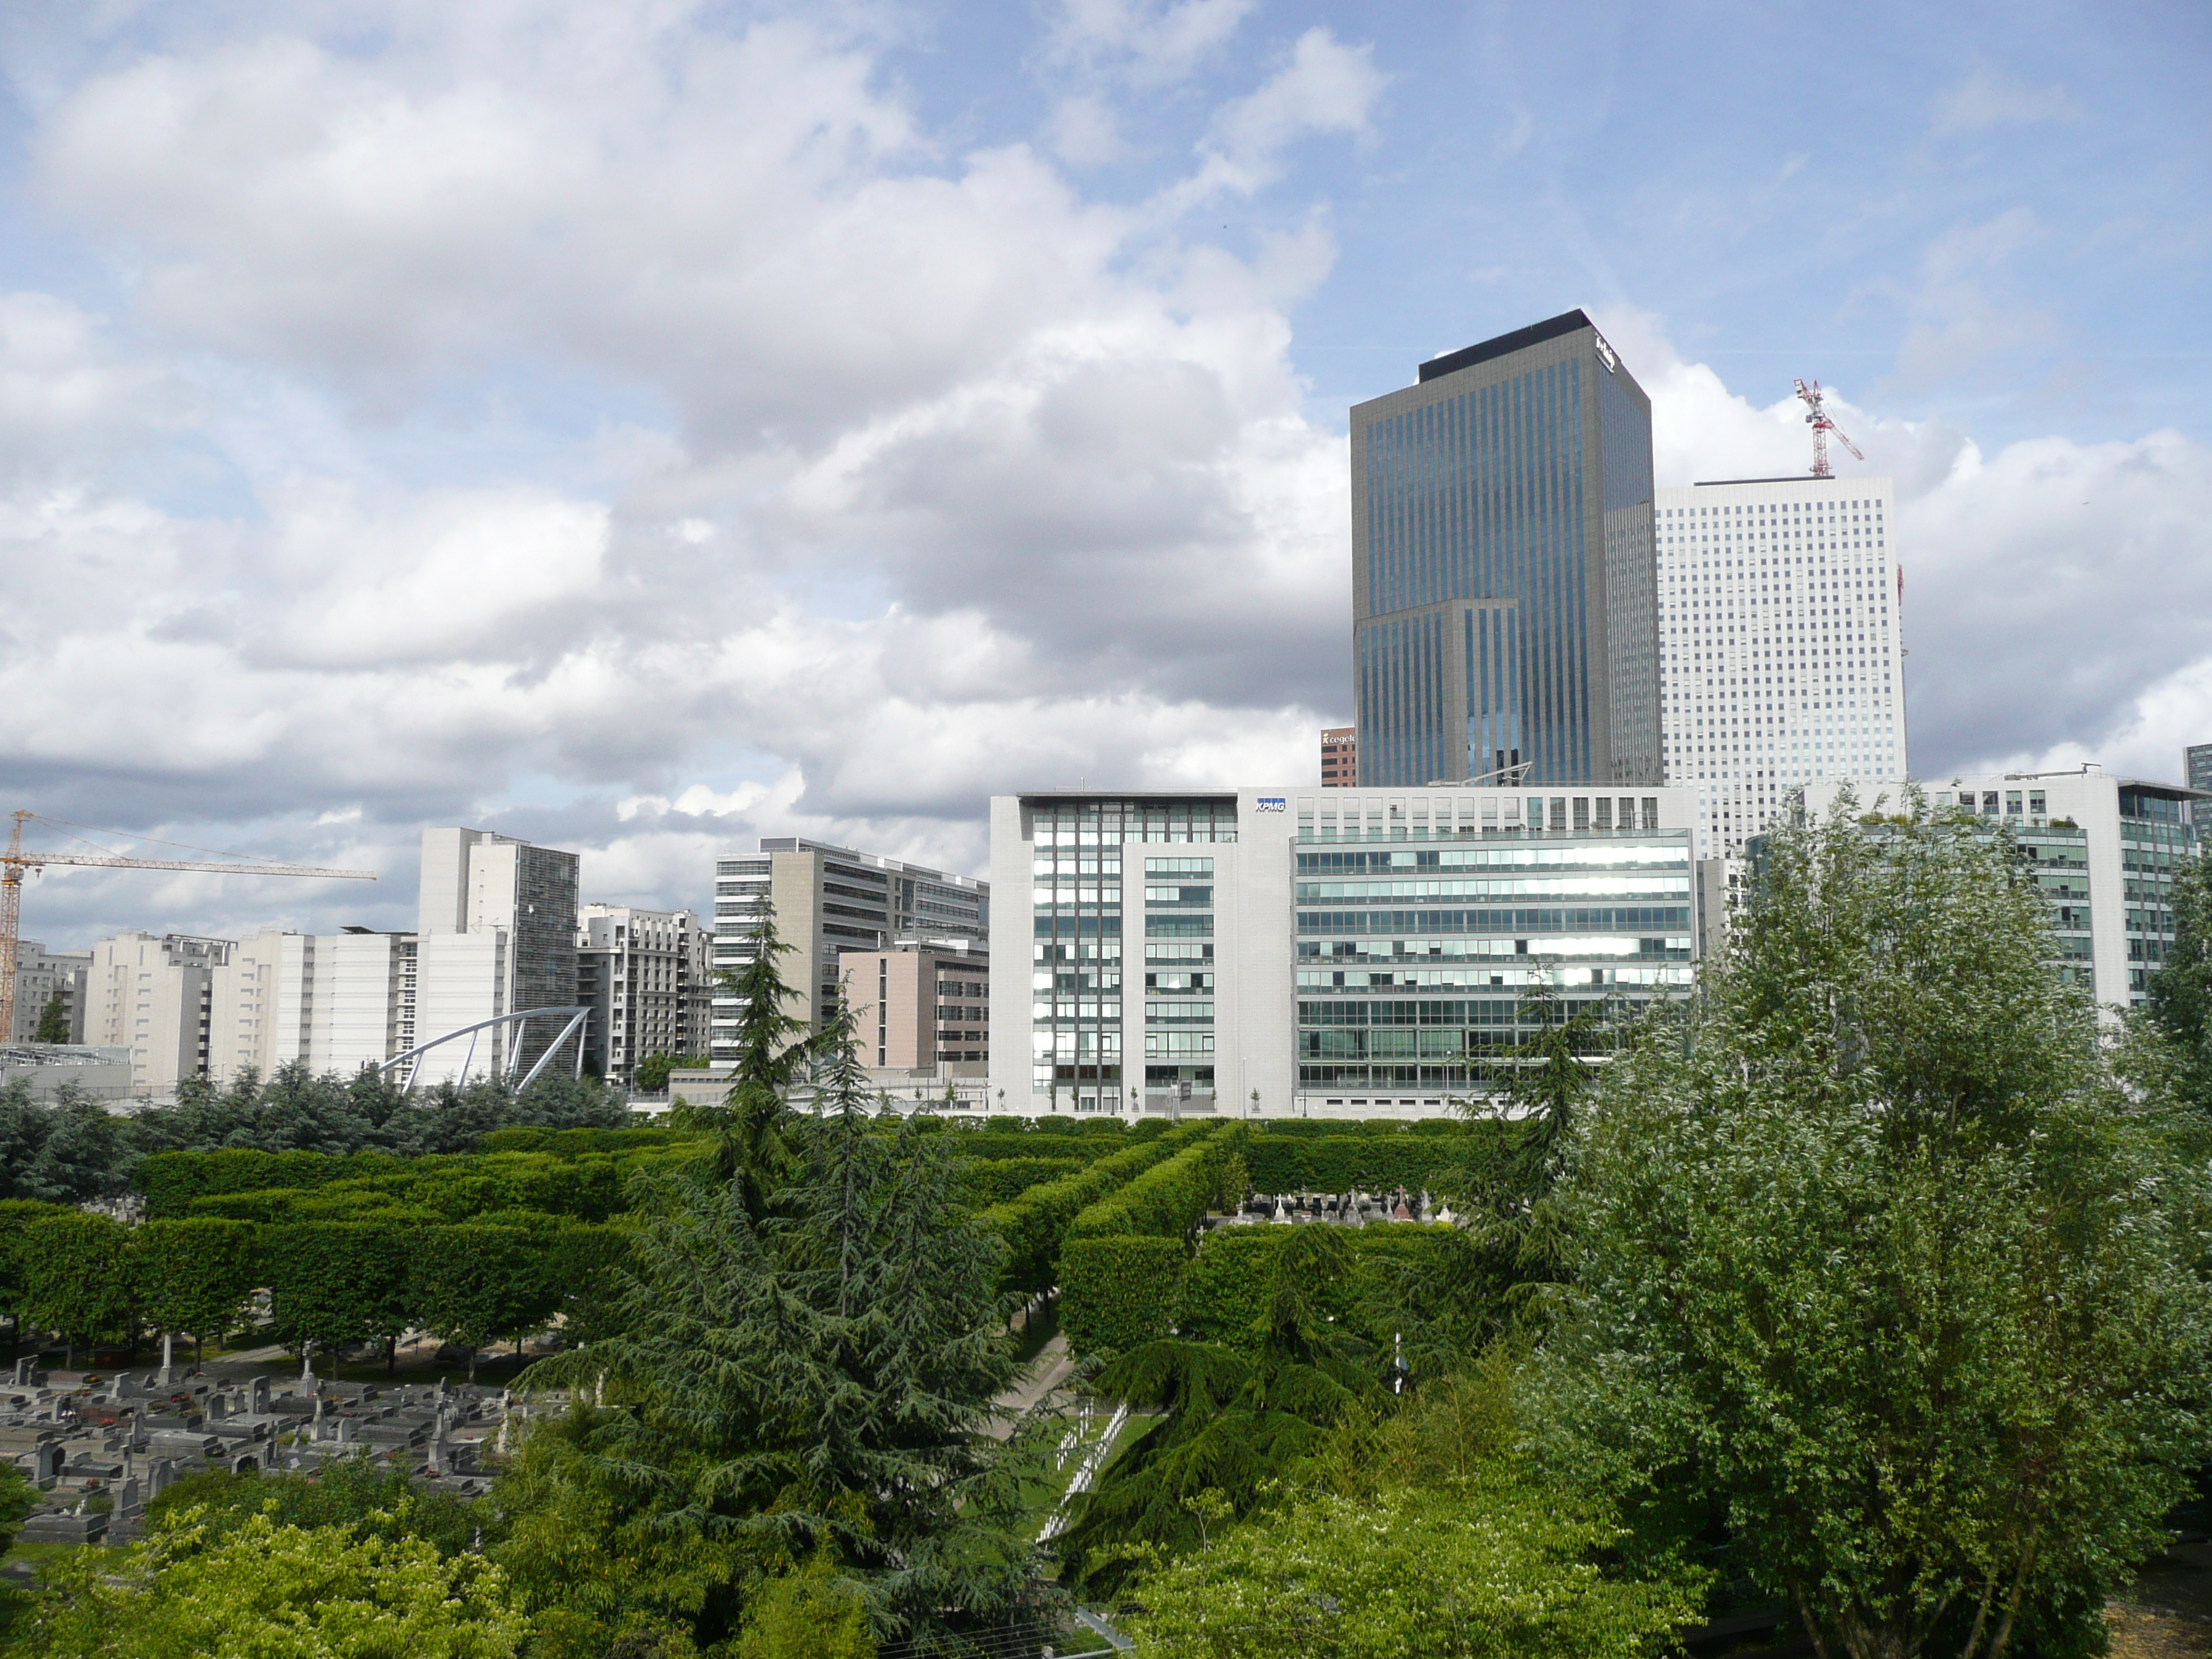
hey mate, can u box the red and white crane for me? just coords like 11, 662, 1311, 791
1794, 378, 1864, 478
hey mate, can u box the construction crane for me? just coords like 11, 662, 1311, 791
1, 810, 376, 1042
1794, 378, 1864, 478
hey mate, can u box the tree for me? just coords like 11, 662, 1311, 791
266, 1220, 413, 1371
2138, 848, 2212, 1107
1123, 1478, 1701, 1659
634, 1052, 708, 1094
136, 1219, 264, 1368
19, 1211, 136, 1368
413, 1223, 554, 1381
1539, 791, 2212, 1659
675, 903, 814, 1217
1056, 1223, 1380, 1596
32, 992, 69, 1045
500, 994, 1044, 1651
28, 1509, 525, 1659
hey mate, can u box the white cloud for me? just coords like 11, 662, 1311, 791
1932, 68, 2081, 133
1043, 0, 1255, 86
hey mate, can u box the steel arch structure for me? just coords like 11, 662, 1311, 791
377, 1006, 591, 1093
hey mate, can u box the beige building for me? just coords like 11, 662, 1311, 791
577, 905, 711, 1086
85, 933, 228, 1093
837, 940, 989, 1077
711, 839, 986, 1062
11, 941, 91, 1043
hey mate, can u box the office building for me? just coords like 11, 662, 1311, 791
836, 940, 989, 1076
1321, 727, 1357, 786
989, 786, 1701, 1120
2186, 745, 2212, 796
1660, 477, 1905, 857
710, 839, 988, 1063
417, 827, 581, 1082
1802, 770, 2204, 1013
11, 942, 90, 1043
577, 905, 711, 1085
1350, 309, 1659, 788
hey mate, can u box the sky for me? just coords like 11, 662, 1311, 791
1, 0, 2207, 947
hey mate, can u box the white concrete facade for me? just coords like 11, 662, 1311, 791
577, 905, 711, 1086
1659, 476, 1905, 858
991, 784, 1704, 1121
84, 933, 228, 1093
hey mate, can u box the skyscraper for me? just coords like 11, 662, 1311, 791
1350, 309, 1658, 788
2185, 744, 2212, 796
1656, 477, 1907, 856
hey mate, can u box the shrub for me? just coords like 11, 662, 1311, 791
979, 1122, 1213, 1293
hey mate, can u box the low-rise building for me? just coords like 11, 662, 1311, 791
989, 786, 1704, 1120
711, 839, 987, 1061
836, 939, 989, 1078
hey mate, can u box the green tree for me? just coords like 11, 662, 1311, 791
634, 1052, 708, 1094
32, 992, 68, 1045
19, 1211, 136, 1368
1539, 791, 2212, 1659
27, 1508, 524, 1658
146, 1455, 478, 1557
735, 1553, 878, 1659
1056, 1223, 1381, 1596
2139, 848, 2212, 1107
674, 904, 813, 1216
500, 994, 1042, 1651
413, 1223, 554, 1381
136, 1218, 262, 1368
266, 1220, 413, 1372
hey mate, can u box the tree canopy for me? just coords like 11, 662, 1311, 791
1537, 791, 2212, 1659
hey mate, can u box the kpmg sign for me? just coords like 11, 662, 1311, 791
1254, 796, 1287, 813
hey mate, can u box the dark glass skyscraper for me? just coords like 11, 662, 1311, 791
1351, 309, 1658, 788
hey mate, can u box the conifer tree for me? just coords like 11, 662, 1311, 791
675, 903, 813, 1217
33, 992, 69, 1045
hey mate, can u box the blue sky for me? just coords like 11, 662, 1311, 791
0, 0, 2205, 945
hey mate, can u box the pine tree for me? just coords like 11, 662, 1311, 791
501, 992, 1044, 1650
32, 992, 68, 1045
675, 902, 814, 1217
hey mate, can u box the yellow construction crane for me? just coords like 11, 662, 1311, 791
1, 809, 377, 1042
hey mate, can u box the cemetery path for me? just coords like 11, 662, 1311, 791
986, 1335, 1075, 1438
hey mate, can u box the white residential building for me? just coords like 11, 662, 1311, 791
1658, 476, 1906, 858
989, 786, 1705, 1121
84, 933, 228, 1093
577, 905, 711, 1086
414, 827, 580, 1083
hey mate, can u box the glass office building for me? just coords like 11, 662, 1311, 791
988, 786, 1699, 1119
1351, 310, 1660, 789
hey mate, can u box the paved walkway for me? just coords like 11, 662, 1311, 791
986, 1334, 1076, 1437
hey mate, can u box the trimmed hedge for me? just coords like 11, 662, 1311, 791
1057, 1220, 1461, 1359
980, 1121, 1214, 1294
1058, 1236, 1187, 1356
963, 1156, 1088, 1207
1066, 1124, 1247, 1243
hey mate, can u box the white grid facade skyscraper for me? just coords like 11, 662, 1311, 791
1658, 476, 1907, 858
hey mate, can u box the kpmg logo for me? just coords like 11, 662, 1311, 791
1254, 796, 1287, 813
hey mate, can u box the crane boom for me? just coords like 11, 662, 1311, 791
1, 810, 376, 1044
1793, 377, 1864, 477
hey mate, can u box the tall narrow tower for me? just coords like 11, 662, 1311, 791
1349, 310, 1658, 787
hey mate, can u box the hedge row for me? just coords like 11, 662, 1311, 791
963, 1156, 1088, 1207
1059, 1221, 1457, 1358
1249, 1118, 1473, 1138
141, 1141, 702, 1223
1065, 1125, 1248, 1243
979, 1122, 1216, 1294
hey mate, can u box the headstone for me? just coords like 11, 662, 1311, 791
206, 1393, 227, 1421
117, 1472, 140, 1516
336, 1417, 354, 1444
148, 1457, 178, 1498
29, 1442, 63, 1485
250, 1376, 270, 1414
